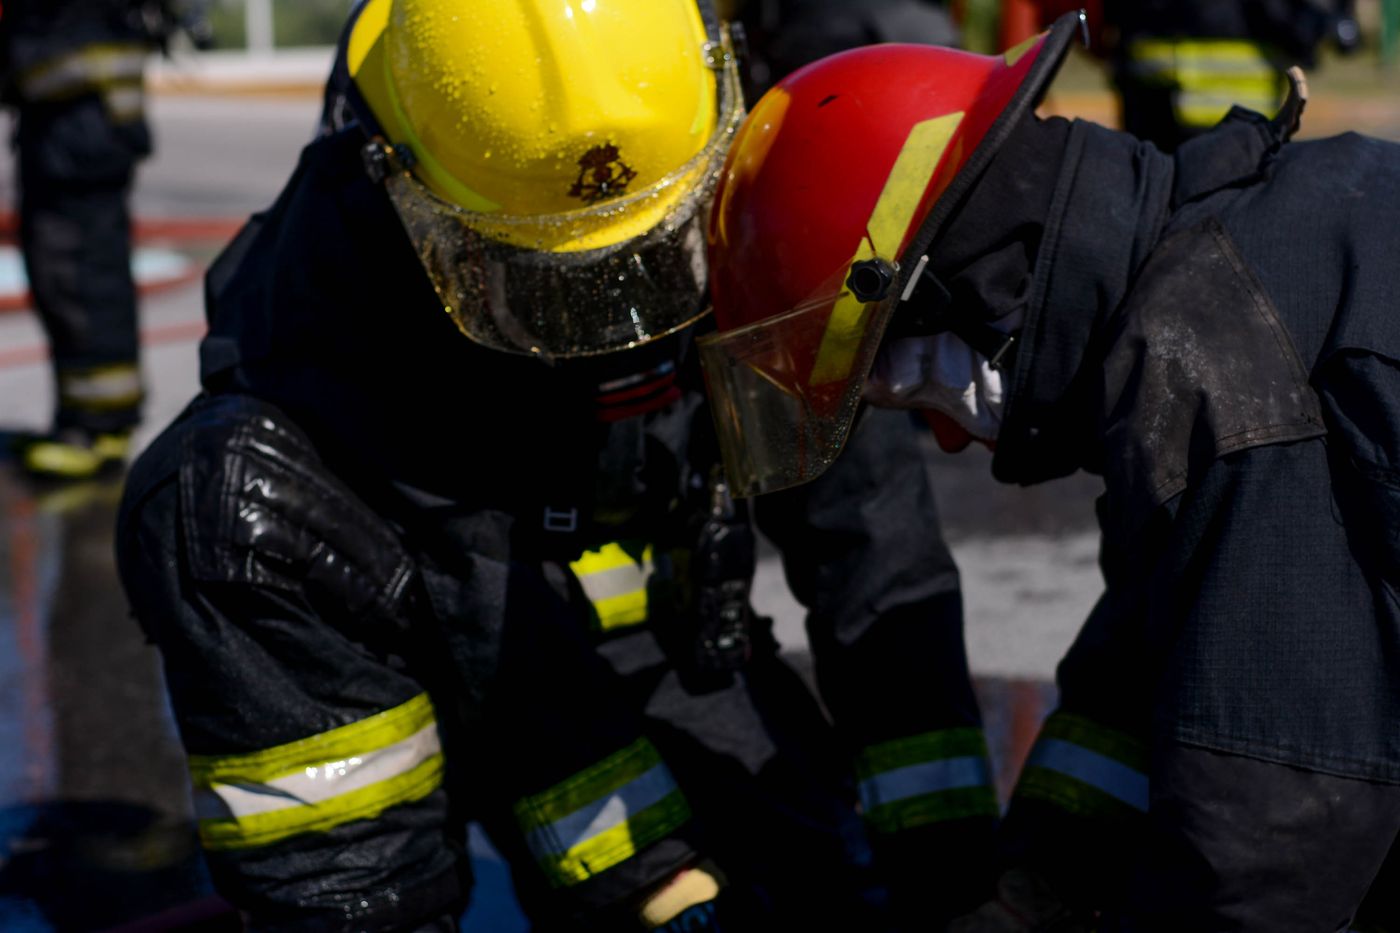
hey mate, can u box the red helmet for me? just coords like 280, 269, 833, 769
698, 13, 1082, 497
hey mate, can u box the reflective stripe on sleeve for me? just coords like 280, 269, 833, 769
570, 541, 655, 632
189, 693, 445, 851
1012, 711, 1149, 819
514, 737, 691, 887
856, 727, 999, 833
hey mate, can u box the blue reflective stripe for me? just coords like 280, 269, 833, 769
859, 756, 992, 811
1026, 738, 1149, 812
526, 762, 679, 857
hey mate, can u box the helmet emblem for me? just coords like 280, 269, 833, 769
568, 144, 639, 204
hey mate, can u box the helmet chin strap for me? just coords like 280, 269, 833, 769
888, 254, 1020, 373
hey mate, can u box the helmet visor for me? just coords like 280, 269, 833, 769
697, 266, 900, 497
382, 49, 744, 359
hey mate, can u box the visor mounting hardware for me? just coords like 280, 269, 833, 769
987, 331, 1019, 371
361, 138, 418, 184
847, 258, 898, 302
703, 40, 733, 70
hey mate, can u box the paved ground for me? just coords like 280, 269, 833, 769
0, 57, 1394, 929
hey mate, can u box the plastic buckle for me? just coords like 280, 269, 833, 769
543, 507, 579, 534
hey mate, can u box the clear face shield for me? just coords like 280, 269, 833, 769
377, 38, 745, 361
697, 259, 903, 498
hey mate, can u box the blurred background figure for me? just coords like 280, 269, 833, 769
721, 0, 960, 97
2, 0, 211, 481
1102, 0, 1360, 151
1024, 0, 1362, 150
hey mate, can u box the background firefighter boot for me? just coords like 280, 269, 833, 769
22, 427, 132, 481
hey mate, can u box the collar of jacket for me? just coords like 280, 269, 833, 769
992, 118, 1175, 486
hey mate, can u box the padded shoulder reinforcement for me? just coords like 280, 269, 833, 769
175, 393, 417, 625
1098, 218, 1326, 541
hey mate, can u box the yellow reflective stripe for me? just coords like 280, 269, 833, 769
198, 753, 445, 851
590, 590, 650, 631
537, 788, 691, 886
19, 42, 147, 102
58, 364, 143, 412
1004, 33, 1040, 67
1127, 38, 1282, 128
1011, 712, 1149, 820
810, 112, 964, 386
189, 693, 436, 787
1128, 38, 1277, 82
514, 738, 691, 887
570, 542, 654, 632
515, 738, 664, 829
857, 728, 998, 832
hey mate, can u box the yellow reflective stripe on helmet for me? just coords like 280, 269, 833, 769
1004, 33, 1041, 68
189, 693, 444, 850
1012, 712, 1149, 819
856, 728, 999, 833
570, 542, 655, 632
810, 112, 965, 386
515, 737, 692, 887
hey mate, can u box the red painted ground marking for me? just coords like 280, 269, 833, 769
0, 211, 244, 314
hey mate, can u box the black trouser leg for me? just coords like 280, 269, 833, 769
21, 176, 142, 434
1107, 744, 1400, 932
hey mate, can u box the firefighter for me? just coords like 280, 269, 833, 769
1040, 0, 1360, 152
116, 0, 996, 929
699, 12, 1400, 929
1, 1, 158, 479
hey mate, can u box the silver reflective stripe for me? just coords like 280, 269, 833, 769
1026, 738, 1149, 812
526, 762, 678, 859
104, 84, 146, 121
192, 721, 442, 821
858, 756, 992, 811
575, 555, 652, 604
60, 367, 142, 404
21, 46, 146, 102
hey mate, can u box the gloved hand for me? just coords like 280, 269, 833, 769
638, 862, 725, 931
864, 331, 1008, 445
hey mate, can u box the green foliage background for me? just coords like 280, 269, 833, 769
206, 0, 354, 49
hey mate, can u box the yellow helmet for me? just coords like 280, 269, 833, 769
348, 0, 730, 251
342, 0, 744, 360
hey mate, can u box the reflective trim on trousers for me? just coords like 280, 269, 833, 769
570, 541, 655, 632
58, 364, 144, 413
1013, 712, 1149, 820
1125, 37, 1282, 129
856, 727, 999, 833
189, 693, 445, 851
19, 42, 147, 102
514, 737, 692, 887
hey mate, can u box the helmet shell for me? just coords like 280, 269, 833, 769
709, 31, 1059, 341
698, 14, 1082, 496
348, 0, 722, 250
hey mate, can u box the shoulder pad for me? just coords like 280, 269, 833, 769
177, 394, 416, 624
